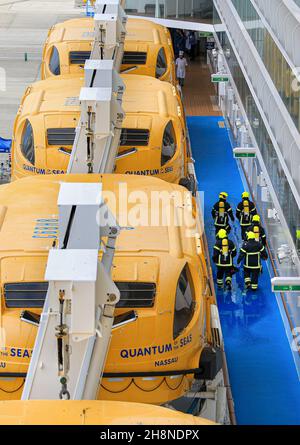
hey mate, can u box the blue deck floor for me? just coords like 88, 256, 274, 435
187, 116, 300, 425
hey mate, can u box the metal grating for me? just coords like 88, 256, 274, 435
69, 50, 91, 64
47, 128, 76, 146
4, 282, 156, 309
122, 51, 147, 65
120, 129, 150, 146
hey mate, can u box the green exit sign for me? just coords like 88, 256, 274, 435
274, 285, 300, 292
233, 148, 256, 158
200, 32, 213, 38
211, 75, 229, 83
272, 278, 300, 293
234, 152, 256, 159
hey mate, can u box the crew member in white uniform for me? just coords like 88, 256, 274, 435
176, 51, 188, 87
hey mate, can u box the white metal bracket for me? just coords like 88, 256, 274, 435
92, 0, 127, 69
67, 63, 125, 174
22, 183, 120, 401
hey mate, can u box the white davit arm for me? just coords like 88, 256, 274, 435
67, 60, 125, 174
93, 0, 127, 70
68, 0, 127, 175
22, 183, 121, 400
23, 1, 130, 401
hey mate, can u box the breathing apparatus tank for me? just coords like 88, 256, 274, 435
253, 224, 260, 242
219, 201, 225, 221
221, 238, 229, 259
243, 200, 250, 217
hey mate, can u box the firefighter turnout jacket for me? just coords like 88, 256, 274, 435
212, 200, 234, 231
247, 223, 267, 246
236, 199, 257, 227
238, 239, 268, 269
213, 238, 237, 267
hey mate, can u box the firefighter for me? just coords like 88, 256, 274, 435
211, 192, 235, 236
236, 192, 257, 240
237, 231, 268, 291
213, 229, 237, 291
247, 214, 267, 246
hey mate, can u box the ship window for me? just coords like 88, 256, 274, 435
120, 129, 150, 147
156, 48, 167, 78
115, 282, 156, 308
69, 51, 91, 65
173, 266, 195, 339
4, 282, 49, 308
161, 121, 176, 166
21, 119, 35, 165
47, 128, 76, 146
122, 51, 147, 65
49, 46, 61, 75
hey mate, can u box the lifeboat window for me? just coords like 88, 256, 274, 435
69, 51, 91, 65
21, 119, 35, 165
122, 51, 147, 65
173, 266, 195, 339
120, 129, 150, 147
115, 282, 156, 308
156, 48, 167, 78
161, 121, 176, 166
49, 46, 61, 75
4, 282, 49, 308
47, 128, 76, 146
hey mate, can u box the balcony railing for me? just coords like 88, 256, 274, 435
253, 0, 300, 67
214, 0, 300, 210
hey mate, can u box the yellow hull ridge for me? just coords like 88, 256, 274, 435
0, 400, 216, 425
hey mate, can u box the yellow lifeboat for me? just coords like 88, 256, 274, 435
0, 174, 217, 405
11, 74, 189, 186
42, 17, 176, 84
